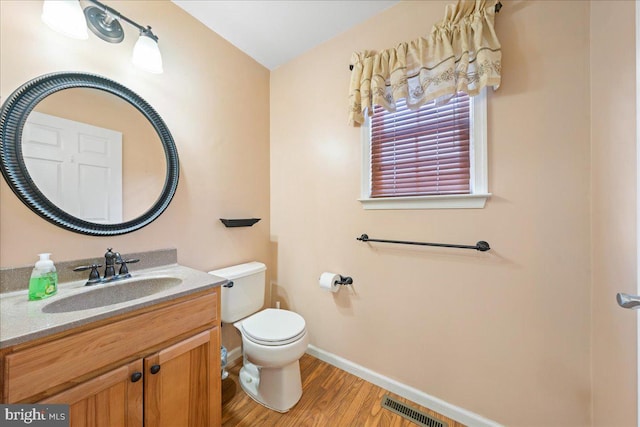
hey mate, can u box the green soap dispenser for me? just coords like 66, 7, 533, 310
28, 253, 58, 301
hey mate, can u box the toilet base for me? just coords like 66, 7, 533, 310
238, 359, 303, 413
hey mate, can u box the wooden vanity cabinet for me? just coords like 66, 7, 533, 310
41, 359, 144, 426
145, 328, 219, 427
1, 287, 221, 427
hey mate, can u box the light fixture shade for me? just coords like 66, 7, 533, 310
132, 33, 163, 74
41, 0, 88, 40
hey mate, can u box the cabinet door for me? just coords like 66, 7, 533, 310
145, 328, 220, 427
40, 359, 143, 427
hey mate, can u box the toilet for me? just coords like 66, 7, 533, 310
209, 262, 308, 412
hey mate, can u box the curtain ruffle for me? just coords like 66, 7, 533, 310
348, 0, 502, 126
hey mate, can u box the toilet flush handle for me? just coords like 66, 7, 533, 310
223, 281, 234, 288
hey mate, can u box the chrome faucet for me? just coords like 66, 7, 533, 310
73, 248, 140, 286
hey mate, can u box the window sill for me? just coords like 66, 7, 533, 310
358, 193, 491, 210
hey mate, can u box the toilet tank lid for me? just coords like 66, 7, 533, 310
208, 261, 266, 280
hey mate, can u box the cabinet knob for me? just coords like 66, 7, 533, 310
131, 372, 142, 382
150, 364, 161, 374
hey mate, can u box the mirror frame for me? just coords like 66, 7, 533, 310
0, 72, 179, 236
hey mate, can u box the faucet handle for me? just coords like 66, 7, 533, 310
117, 258, 139, 276
73, 264, 102, 285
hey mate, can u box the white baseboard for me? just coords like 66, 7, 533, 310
225, 346, 242, 365
306, 344, 502, 427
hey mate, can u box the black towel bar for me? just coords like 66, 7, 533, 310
356, 234, 490, 252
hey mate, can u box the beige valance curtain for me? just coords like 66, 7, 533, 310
348, 0, 502, 126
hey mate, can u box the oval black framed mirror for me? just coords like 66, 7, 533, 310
0, 72, 179, 236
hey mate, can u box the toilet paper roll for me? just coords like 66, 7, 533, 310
319, 272, 340, 292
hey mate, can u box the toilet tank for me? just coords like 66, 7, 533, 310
209, 261, 266, 323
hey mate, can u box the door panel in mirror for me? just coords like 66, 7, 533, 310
24, 87, 167, 223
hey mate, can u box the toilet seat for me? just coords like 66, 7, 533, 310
241, 308, 306, 346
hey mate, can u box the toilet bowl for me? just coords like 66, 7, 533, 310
234, 308, 309, 412
209, 262, 309, 413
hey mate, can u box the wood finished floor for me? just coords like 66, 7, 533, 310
222, 354, 466, 427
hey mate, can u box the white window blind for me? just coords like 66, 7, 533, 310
370, 93, 471, 198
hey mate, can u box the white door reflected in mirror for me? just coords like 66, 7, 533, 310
23, 111, 123, 223
19, 86, 167, 224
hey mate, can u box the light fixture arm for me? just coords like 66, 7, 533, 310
85, 0, 158, 41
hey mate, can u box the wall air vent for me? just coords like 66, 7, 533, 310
380, 395, 448, 427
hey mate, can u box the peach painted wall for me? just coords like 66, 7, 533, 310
591, 1, 637, 426
271, 1, 593, 425
0, 0, 270, 350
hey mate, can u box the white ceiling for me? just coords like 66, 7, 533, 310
171, 0, 399, 70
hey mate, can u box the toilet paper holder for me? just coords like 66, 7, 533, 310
336, 275, 353, 286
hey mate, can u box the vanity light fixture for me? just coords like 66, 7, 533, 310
131, 27, 163, 74
41, 0, 88, 40
41, 0, 163, 74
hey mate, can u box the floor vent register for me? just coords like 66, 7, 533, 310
380, 395, 448, 427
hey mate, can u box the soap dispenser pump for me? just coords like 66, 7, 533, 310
28, 253, 58, 301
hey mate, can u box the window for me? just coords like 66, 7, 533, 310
360, 90, 490, 210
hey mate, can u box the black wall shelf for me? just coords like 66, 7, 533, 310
220, 218, 261, 228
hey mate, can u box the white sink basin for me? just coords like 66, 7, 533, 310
42, 276, 182, 313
